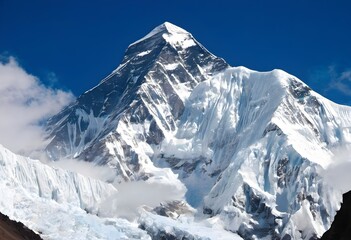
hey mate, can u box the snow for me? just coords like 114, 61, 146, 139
0, 143, 240, 239
130, 21, 189, 47
0, 144, 115, 210
129, 21, 196, 51
162, 32, 196, 49
158, 66, 349, 238
137, 50, 151, 57
0, 184, 149, 240
163, 21, 189, 34
164, 63, 179, 70
286, 200, 326, 239
139, 211, 242, 240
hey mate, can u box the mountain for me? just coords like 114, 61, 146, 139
44, 22, 351, 239
45, 22, 228, 182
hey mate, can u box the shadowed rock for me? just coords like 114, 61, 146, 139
0, 212, 42, 240
320, 191, 351, 240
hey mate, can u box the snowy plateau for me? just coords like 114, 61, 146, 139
1, 22, 351, 240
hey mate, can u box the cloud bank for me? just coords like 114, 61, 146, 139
0, 56, 75, 156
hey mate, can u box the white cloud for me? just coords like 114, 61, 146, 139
322, 145, 351, 193
47, 158, 116, 182
99, 179, 187, 220
309, 65, 351, 100
325, 66, 351, 96
0, 56, 75, 156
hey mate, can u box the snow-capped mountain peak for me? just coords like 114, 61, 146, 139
161, 21, 189, 34
129, 21, 192, 47
45, 22, 228, 169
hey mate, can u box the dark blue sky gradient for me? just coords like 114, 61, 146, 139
1, 0, 351, 104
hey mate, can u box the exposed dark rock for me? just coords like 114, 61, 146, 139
233, 184, 278, 239
263, 122, 283, 137
139, 220, 196, 240
288, 78, 312, 102
165, 156, 206, 175
202, 207, 213, 216
320, 191, 351, 240
153, 201, 193, 219
146, 120, 165, 145
277, 158, 289, 188
0, 212, 42, 240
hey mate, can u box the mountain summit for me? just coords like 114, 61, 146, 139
45, 22, 228, 175
43, 22, 351, 239
129, 21, 191, 46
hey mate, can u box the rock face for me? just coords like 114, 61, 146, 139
44, 22, 351, 239
321, 191, 351, 240
0, 212, 42, 240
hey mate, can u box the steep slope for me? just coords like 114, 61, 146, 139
172, 67, 351, 239
46, 22, 228, 182
44, 22, 351, 239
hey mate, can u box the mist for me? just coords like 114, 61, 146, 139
48, 158, 117, 182
0, 56, 74, 156
322, 144, 351, 193
99, 179, 187, 221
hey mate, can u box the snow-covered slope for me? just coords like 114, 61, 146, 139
44, 22, 351, 239
138, 211, 242, 240
0, 144, 150, 239
177, 67, 351, 239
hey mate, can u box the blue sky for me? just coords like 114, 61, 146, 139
1, 0, 351, 105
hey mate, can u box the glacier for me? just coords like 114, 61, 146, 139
5, 21, 348, 239
0, 144, 150, 239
